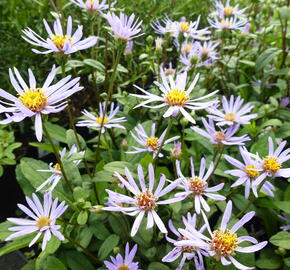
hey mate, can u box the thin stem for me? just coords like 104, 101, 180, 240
43, 123, 73, 193
207, 144, 224, 182
236, 178, 267, 218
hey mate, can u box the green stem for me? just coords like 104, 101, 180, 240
207, 144, 224, 182
43, 123, 73, 193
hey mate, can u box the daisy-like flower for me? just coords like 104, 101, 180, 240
175, 201, 268, 270
104, 242, 140, 270
224, 146, 275, 198
103, 164, 183, 237
207, 95, 257, 126
69, 0, 115, 14
76, 102, 126, 133
126, 123, 180, 158
0, 65, 83, 141
175, 157, 225, 213
162, 213, 207, 270
192, 118, 250, 146
254, 137, 290, 187
37, 145, 84, 192
208, 16, 247, 31
151, 15, 175, 36
214, 0, 247, 18
105, 12, 143, 41
131, 70, 218, 123
22, 16, 98, 54
6, 193, 68, 251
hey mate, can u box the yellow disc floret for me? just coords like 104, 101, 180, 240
36, 216, 52, 229
224, 7, 234, 16
181, 237, 196, 253
211, 229, 238, 257
117, 266, 129, 270
146, 137, 159, 150
214, 131, 226, 143
189, 176, 207, 195
245, 165, 259, 179
136, 190, 156, 211
179, 22, 190, 33
96, 116, 109, 125
51, 35, 72, 50
224, 113, 236, 122
19, 88, 47, 112
263, 156, 281, 174
165, 89, 189, 107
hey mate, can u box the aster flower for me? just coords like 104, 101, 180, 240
208, 16, 247, 31
131, 70, 218, 123
175, 157, 226, 213
214, 0, 247, 18
22, 16, 98, 54
151, 15, 175, 36
0, 65, 83, 141
6, 193, 68, 251
224, 147, 275, 198
162, 213, 207, 270
254, 137, 290, 187
126, 123, 180, 158
170, 141, 182, 159
175, 201, 268, 269
37, 145, 84, 192
279, 214, 290, 231
69, 0, 115, 14
103, 164, 183, 236
105, 12, 143, 41
76, 102, 126, 133
104, 242, 140, 270
192, 118, 250, 146
207, 95, 257, 126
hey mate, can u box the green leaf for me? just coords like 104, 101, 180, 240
46, 122, 67, 143
148, 262, 171, 270
66, 129, 86, 150
62, 250, 95, 270
270, 231, 290, 249
255, 48, 281, 72
0, 221, 14, 241
104, 161, 136, 175
256, 248, 282, 269
77, 211, 88, 225
98, 234, 120, 260
29, 142, 61, 152
272, 201, 290, 214
83, 59, 105, 71
44, 256, 67, 270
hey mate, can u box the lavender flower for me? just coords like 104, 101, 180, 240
279, 214, 290, 231
103, 164, 183, 236
6, 193, 68, 251
151, 15, 175, 36
126, 123, 180, 158
104, 242, 140, 270
192, 118, 250, 146
207, 95, 257, 126
175, 201, 268, 269
214, 0, 247, 18
22, 16, 98, 54
0, 65, 82, 141
76, 102, 126, 133
69, 0, 115, 14
208, 16, 247, 31
175, 157, 225, 213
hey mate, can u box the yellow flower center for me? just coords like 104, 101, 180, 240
211, 229, 238, 257
245, 165, 259, 179
165, 89, 189, 106
165, 69, 175, 76
214, 131, 226, 143
183, 43, 193, 53
51, 34, 72, 50
224, 113, 236, 122
181, 236, 196, 253
189, 176, 207, 195
36, 216, 52, 229
146, 137, 159, 150
85, 0, 94, 8
221, 20, 231, 28
96, 116, 109, 125
224, 7, 233, 16
263, 156, 282, 174
136, 190, 156, 211
19, 88, 47, 112
179, 22, 190, 33
117, 266, 129, 270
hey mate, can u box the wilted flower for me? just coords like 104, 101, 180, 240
175, 157, 225, 213
126, 123, 180, 158
103, 164, 183, 236
69, 0, 115, 14
224, 146, 275, 198
76, 102, 126, 133
192, 118, 250, 146
105, 12, 143, 41
6, 193, 68, 251
37, 145, 84, 192
175, 201, 268, 269
254, 137, 290, 187
207, 95, 257, 126
131, 70, 218, 123
241, 23, 251, 36
170, 142, 182, 159
22, 16, 98, 54
162, 213, 207, 270
104, 242, 140, 270
0, 65, 82, 141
